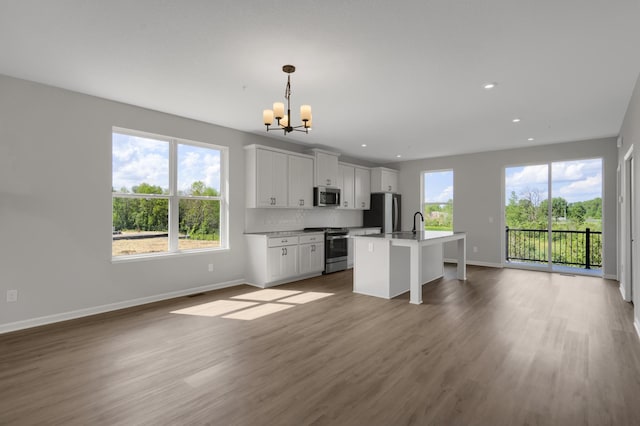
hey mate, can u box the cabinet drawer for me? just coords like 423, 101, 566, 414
299, 234, 323, 244
268, 236, 299, 247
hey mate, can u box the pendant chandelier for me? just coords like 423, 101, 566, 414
262, 65, 312, 134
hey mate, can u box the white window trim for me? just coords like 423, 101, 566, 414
112, 127, 229, 261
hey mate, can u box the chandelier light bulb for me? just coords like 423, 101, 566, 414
273, 102, 285, 120
263, 109, 274, 126
300, 105, 312, 122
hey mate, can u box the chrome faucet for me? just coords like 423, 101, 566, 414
412, 211, 424, 234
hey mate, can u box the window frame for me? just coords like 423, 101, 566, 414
112, 127, 229, 261
420, 169, 454, 232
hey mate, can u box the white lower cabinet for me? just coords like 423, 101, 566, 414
245, 232, 325, 287
267, 244, 298, 282
299, 234, 325, 275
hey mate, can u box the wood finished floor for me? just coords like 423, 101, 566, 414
1, 266, 640, 425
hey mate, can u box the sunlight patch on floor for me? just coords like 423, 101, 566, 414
171, 300, 257, 317
222, 303, 294, 320
231, 289, 302, 301
278, 292, 334, 304
172, 290, 335, 320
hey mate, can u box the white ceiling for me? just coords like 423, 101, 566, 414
1, 1, 639, 163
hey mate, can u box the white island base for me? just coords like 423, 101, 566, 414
353, 231, 467, 304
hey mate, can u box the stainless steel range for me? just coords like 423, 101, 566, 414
304, 227, 349, 273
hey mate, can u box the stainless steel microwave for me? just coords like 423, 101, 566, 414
313, 187, 341, 207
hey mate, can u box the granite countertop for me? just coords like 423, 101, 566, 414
355, 231, 464, 242
246, 226, 380, 237
244, 230, 322, 237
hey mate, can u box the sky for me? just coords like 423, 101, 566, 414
424, 170, 453, 203
505, 158, 602, 204
112, 133, 221, 193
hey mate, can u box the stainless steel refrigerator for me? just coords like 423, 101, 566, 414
363, 193, 401, 233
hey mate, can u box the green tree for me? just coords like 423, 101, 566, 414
568, 203, 586, 226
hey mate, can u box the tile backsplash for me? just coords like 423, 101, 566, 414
245, 208, 363, 233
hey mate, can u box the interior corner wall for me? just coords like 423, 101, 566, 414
394, 137, 618, 276
0, 74, 268, 331
617, 71, 640, 334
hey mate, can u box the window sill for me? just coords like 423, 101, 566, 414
111, 247, 230, 264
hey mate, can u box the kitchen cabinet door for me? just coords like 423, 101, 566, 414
267, 245, 298, 282
299, 242, 325, 274
256, 149, 288, 207
371, 167, 399, 193
314, 151, 339, 187
338, 164, 355, 209
354, 167, 371, 209
288, 155, 314, 208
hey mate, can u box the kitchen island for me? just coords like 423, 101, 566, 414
352, 231, 466, 304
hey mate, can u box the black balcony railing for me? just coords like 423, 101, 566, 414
505, 227, 602, 269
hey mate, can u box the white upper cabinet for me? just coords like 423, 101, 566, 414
313, 149, 340, 187
288, 155, 314, 208
338, 164, 355, 209
371, 167, 399, 193
246, 145, 315, 208
255, 148, 288, 207
338, 163, 371, 210
354, 166, 371, 209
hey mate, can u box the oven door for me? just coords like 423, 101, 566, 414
325, 233, 348, 267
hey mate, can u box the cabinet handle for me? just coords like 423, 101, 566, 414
327, 179, 331, 185
361, 201, 365, 207
284, 247, 287, 255
282, 247, 285, 256
300, 199, 304, 206
281, 239, 288, 243
311, 244, 315, 252
344, 201, 348, 207
388, 185, 392, 191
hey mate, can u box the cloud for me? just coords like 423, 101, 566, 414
506, 165, 548, 186
112, 134, 169, 191
178, 149, 221, 192
554, 172, 602, 201
552, 159, 601, 181
427, 185, 453, 203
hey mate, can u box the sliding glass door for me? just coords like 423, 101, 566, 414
504, 158, 603, 274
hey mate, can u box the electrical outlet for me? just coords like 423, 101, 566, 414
7, 289, 18, 303
208, 264, 214, 272
473, 246, 478, 253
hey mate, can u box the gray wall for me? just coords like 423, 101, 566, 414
0, 75, 268, 330
394, 137, 618, 277
617, 72, 640, 330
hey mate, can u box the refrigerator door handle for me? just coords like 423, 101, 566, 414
393, 196, 398, 231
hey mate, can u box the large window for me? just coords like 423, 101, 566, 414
112, 129, 227, 258
422, 170, 454, 231
504, 158, 603, 271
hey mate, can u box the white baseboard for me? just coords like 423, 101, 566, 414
444, 258, 503, 268
620, 285, 627, 301
603, 274, 618, 280
0, 278, 245, 335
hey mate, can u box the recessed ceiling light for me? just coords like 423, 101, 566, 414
396, 154, 402, 158
512, 118, 521, 123
483, 82, 497, 90
361, 144, 367, 147
527, 137, 534, 141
